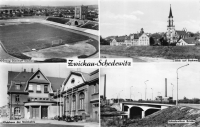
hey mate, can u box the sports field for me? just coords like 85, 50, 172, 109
0, 23, 90, 59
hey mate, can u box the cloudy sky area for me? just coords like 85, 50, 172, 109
0, 63, 97, 107
0, 0, 98, 6
100, 63, 200, 101
100, 0, 200, 37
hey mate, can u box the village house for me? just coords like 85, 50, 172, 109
7, 69, 65, 120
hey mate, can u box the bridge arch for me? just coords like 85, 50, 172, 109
130, 106, 144, 119
124, 105, 129, 111
75, 21, 78, 26
145, 108, 160, 117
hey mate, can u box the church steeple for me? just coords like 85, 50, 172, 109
168, 4, 173, 18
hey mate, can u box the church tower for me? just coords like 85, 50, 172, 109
166, 5, 176, 43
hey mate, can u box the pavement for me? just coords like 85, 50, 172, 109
0, 118, 99, 127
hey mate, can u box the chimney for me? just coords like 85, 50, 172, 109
31, 68, 33, 72
104, 74, 106, 100
165, 78, 167, 97
24, 69, 26, 72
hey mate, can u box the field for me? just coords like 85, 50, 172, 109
101, 45, 200, 60
0, 23, 90, 59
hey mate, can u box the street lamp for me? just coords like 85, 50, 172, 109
118, 90, 123, 103
176, 64, 189, 106
171, 83, 174, 100
130, 86, 133, 100
144, 80, 149, 100
151, 88, 153, 100
138, 92, 142, 100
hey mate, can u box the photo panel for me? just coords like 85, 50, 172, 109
100, 0, 200, 62
0, 0, 99, 62
0, 63, 99, 126
100, 63, 200, 126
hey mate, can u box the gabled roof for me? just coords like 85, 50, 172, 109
114, 36, 126, 42
47, 77, 65, 91
13, 71, 34, 82
7, 71, 19, 87
176, 30, 188, 36
8, 71, 34, 93
182, 37, 199, 44
62, 69, 99, 92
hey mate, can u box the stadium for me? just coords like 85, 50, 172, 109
0, 17, 99, 61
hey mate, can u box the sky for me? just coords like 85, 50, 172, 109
0, 0, 98, 6
100, 63, 200, 101
100, 0, 200, 37
0, 63, 97, 107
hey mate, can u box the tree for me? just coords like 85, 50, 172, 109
100, 36, 110, 45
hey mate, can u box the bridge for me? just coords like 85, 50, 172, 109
115, 102, 175, 119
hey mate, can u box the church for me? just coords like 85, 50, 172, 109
166, 5, 190, 44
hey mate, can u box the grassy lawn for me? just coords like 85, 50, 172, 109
0, 23, 89, 59
101, 45, 200, 59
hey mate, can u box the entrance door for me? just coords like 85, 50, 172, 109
32, 106, 39, 119
41, 106, 48, 119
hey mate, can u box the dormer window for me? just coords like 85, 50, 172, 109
15, 84, 20, 90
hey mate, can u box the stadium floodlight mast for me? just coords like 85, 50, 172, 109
176, 64, 189, 106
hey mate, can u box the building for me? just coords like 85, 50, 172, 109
177, 37, 198, 46
7, 69, 65, 120
60, 69, 99, 122
166, 5, 190, 44
110, 28, 150, 46
74, 5, 88, 20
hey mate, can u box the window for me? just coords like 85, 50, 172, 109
15, 85, 20, 90
66, 96, 69, 111
93, 83, 99, 94
15, 95, 20, 102
79, 92, 85, 110
14, 107, 20, 115
44, 85, 48, 93
72, 95, 76, 111
37, 85, 41, 91
29, 84, 33, 92
71, 78, 75, 84
36, 85, 41, 93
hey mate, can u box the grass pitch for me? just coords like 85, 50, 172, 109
0, 23, 90, 59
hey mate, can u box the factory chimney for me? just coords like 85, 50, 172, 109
104, 74, 106, 100
165, 78, 167, 97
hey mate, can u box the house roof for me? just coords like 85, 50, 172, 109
8, 70, 65, 93
114, 36, 127, 42
47, 77, 65, 91
176, 30, 188, 36
73, 69, 99, 82
7, 71, 19, 89
8, 71, 34, 93
182, 37, 199, 44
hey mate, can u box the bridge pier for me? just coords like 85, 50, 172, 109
142, 111, 145, 118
